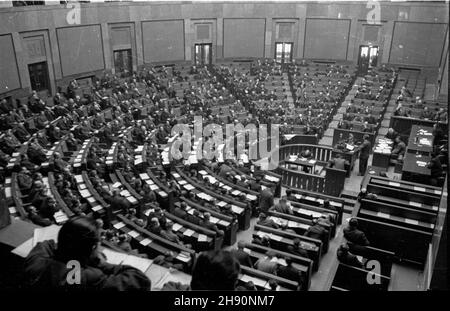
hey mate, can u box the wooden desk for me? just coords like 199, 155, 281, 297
402, 151, 431, 184
408, 125, 434, 155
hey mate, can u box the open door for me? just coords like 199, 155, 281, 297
358, 45, 379, 75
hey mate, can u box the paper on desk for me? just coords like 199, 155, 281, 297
172, 223, 183, 232
183, 229, 195, 237
102, 248, 128, 265
32, 225, 61, 248
121, 255, 153, 273
198, 234, 207, 242
111, 182, 122, 189
149, 184, 159, 191
11, 238, 34, 258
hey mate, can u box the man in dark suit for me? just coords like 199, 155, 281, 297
357, 134, 371, 176
304, 218, 329, 246
173, 202, 188, 220
287, 238, 309, 259
277, 257, 304, 289
385, 128, 398, 140
336, 243, 364, 268
202, 212, 224, 236
231, 241, 253, 267
259, 187, 274, 213
108, 189, 131, 214
328, 153, 349, 171
343, 218, 370, 246
257, 213, 280, 229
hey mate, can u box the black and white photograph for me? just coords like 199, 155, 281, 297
0, 0, 448, 299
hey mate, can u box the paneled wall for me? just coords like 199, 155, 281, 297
303, 18, 351, 60
223, 18, 265, 58
56, 25, 105, 77
0, 34, 21, 93
0, 1, 448, 96
389, 22, 447, 67
142, 20, 185, 63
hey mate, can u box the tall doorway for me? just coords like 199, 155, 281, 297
28, 61, 50, 93
194, 43, 212, 66
358, 45, 379, 75
275, 42, 293, 63
114, 49, 132, 75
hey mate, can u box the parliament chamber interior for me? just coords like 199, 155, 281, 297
0, 0, 448, 292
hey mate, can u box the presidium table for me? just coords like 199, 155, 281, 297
401, 125, 434, 184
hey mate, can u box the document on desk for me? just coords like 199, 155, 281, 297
149, 184, 159, 190
183, 229, 195, 237
413, 186, 426, 192
140, 238, 152, 246
121, 255, 153, 273
231, 205, 244, 214
172, 223, 183, 232
32, 225, 61, 247
271, 234, 283, 241
197, 234, 207, 242
139, 173, 149, 180
409, 201, 422, 208
111, 182, 122, 189
246, 194, 257, 201
102, 248, 129, 265
183, 184, 195, 191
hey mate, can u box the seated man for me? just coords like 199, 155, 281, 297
327, 153, 349, 171
343, 218, 370, 247
173, 202, 188, 219
257, 213, 280, 229
427, 153, 444, 186
277, 257, 305, 289
304, 218, 329, 246
421, 106, 433, 120
385, 128, 398, 140
336, 243, 364, 268
231, 241, 253, 268
23, 216, 151, 290
269, 199, 293, 215
201, 212, 224, 236
254, 251, 278, 275
391, 136, 406, 160
287, 238, 309, 259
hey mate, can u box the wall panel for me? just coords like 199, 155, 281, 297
304, 18, 350, 60
389, 22, 447, 67
142, 20, 184, 63
56, 25, 104, 77
0, 34, 21, 93
223, 18, 265, 58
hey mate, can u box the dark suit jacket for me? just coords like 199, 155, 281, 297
287, 245, 309, 259
24, 240, 150, 290
259, 189, 274, 213
173, 207, 188, 220
277, 265, 301, 283
343, 227, 370, 246
232, 249, 253, 267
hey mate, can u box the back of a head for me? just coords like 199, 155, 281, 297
191, 250, 240, 290
349, 218, 358, 229
57, 216, 100, 264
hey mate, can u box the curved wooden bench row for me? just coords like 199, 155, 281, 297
253, 224, 322, 271
113, 214, 195, 272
